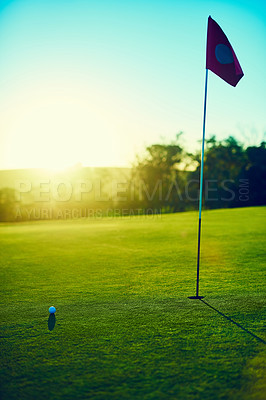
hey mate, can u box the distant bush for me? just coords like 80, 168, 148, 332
0, 188, 16, 221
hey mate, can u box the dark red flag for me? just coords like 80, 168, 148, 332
206, 16, 244, 86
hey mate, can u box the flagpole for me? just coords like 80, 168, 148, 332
188, 15, 244, 300
189, 68, 208, 300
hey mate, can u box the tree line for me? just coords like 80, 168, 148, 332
131, 135, 265, 212
0, 135, 265, 221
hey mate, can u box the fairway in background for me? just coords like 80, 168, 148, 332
0, 207, 265, 399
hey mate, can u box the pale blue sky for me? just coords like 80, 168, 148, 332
0, 0, 265, 169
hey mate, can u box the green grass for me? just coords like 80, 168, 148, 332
0, 207, 265, 400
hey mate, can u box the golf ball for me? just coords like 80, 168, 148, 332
49, 306, 56, 314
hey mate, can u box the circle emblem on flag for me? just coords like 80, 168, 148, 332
215, 44, 234, 64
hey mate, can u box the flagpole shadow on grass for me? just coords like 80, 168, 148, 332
200, 299, 266, 344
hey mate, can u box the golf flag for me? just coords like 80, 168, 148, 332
189, 16, 244, 299
206, 16, 244, 86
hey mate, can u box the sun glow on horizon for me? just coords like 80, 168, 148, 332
1, 80, 136, 170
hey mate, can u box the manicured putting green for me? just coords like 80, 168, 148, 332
0, 207, 265, 399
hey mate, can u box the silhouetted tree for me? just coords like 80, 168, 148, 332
241, 142, 266, 206
187, 136, 247, 209
131, 134, 187, 212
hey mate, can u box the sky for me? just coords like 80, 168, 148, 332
0, 0, 265, 170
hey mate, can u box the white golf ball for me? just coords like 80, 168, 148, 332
49, 306, 56, 314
